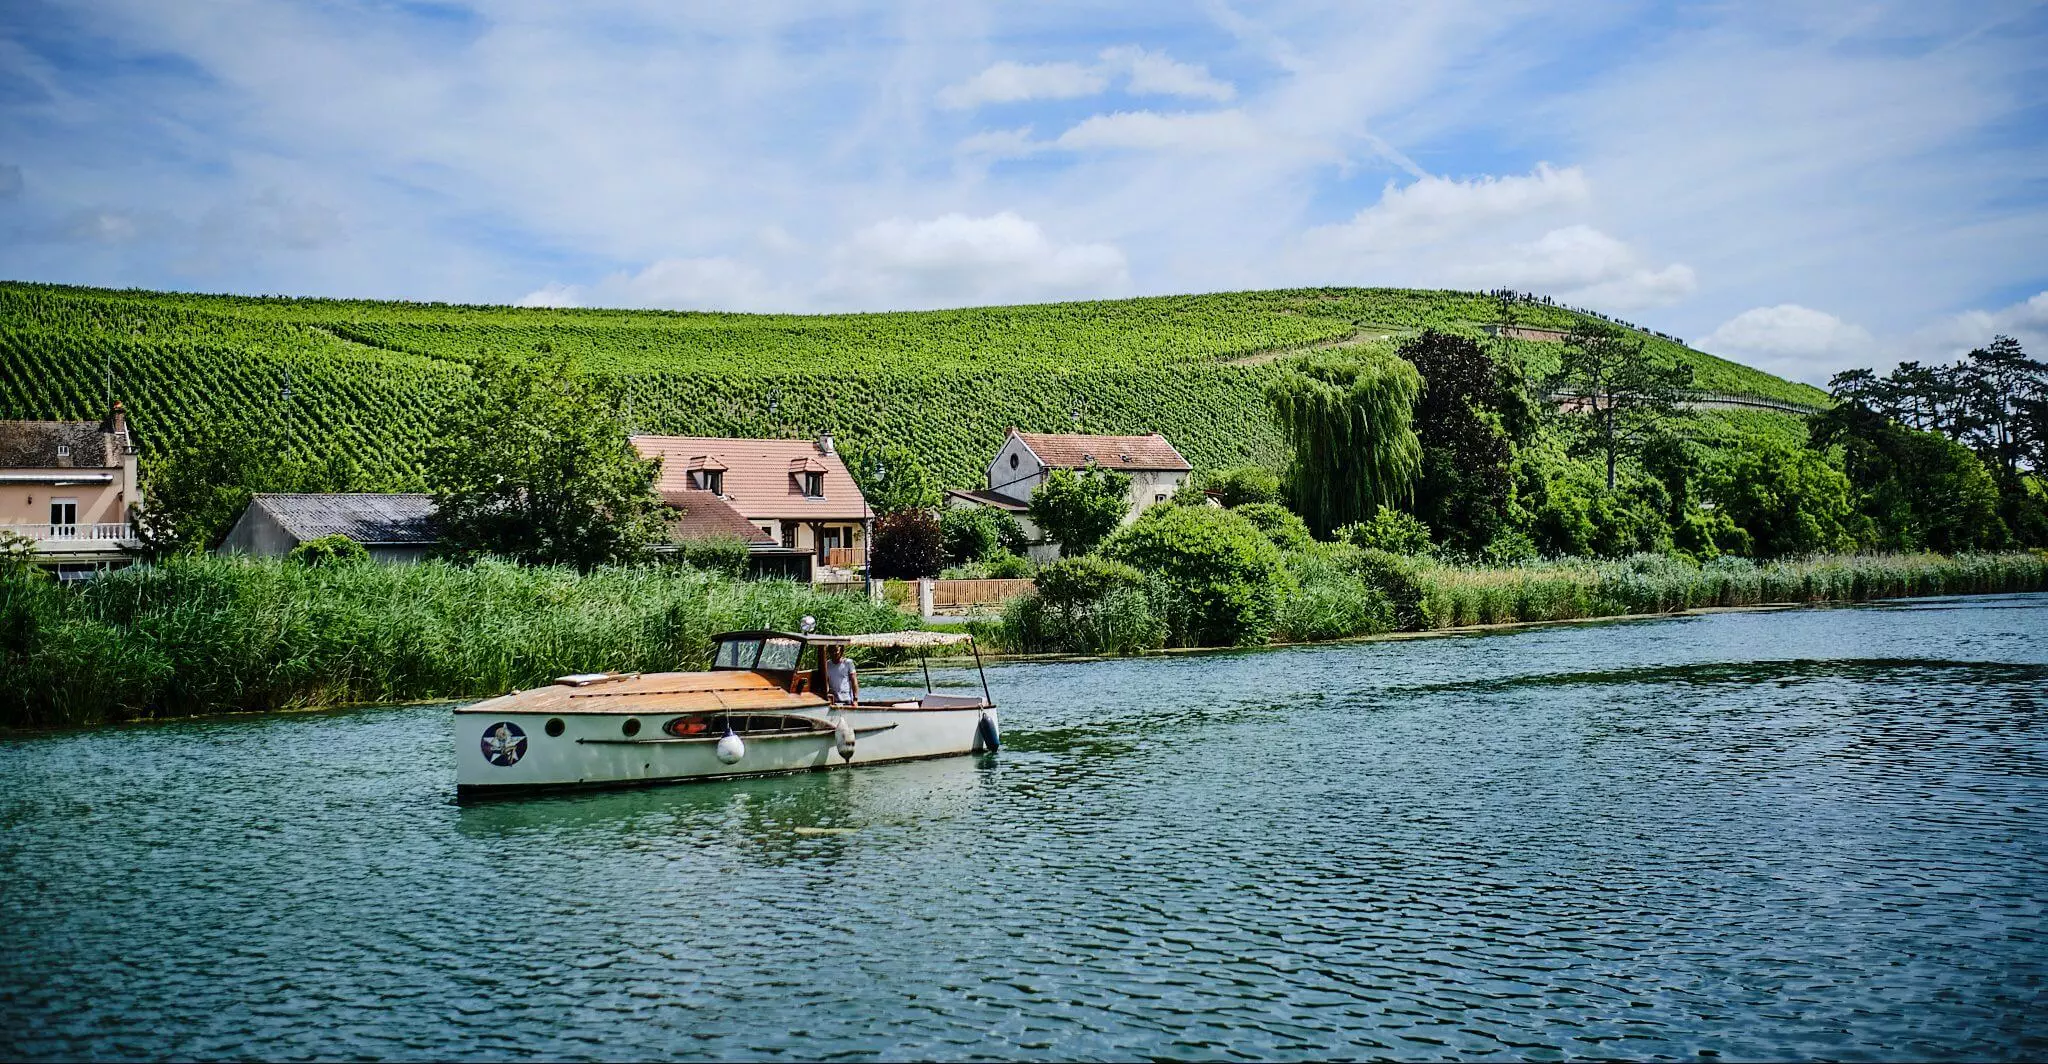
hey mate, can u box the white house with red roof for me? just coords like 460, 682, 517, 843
947, 429, 1193, 558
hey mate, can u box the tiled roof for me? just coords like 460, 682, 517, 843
251, 493, 438, 545
0, 421, 122, 469
663, 489, 773, 543
946, 488, 1027, 512
1013, 431, 1191, 472
632, 436, 869, 521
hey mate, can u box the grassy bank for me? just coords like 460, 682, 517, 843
0, 557, 904, 730
1408, 551, 2048, 629
994, 548, 2048, 654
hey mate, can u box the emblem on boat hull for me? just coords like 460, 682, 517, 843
482, 721, 528, 766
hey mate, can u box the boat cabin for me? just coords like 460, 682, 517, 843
706, 629, 993, 708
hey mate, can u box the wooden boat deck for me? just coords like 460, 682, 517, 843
456, 671, 829, 715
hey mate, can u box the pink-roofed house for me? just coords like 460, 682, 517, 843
631, 433, 870, 574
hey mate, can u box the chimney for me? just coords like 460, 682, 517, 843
817, 432, 836, 455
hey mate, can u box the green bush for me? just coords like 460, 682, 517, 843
1352, 548, 1432, 628
1102, 505, 1290, 646
940, 506, 1028, 564
1340, 509, 1435, 555
1234, 502, 1315, 551
1203, 466, 1282, 508
1276, 543, 1395, 642
870, 509, 946, 579
1000, 556, 1163, 655
287, 534, 370, 567
676, 534, 752, 576
984, 552, 1035, 578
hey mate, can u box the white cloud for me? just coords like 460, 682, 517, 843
1100, 46, 1235, 101
937, 61, 1108, 110
955, 126, 1044, 159
1700, 304, 1876, 381
1478, 225, 1697, 310
519, 257, 779, 312
1317, 164, 1590, 248
1898, 290, 2048, 363
1054, 109, 1265, 153
822, 211, 1127, 308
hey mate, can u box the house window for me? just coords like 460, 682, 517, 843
801, 471, 824, 497
50, 498, 78, 535
759, 526, 772, 538
690, 470, 724, 495
781, 524, 796, 550
1155, 494, 1167, 503
1009, 453, 1020, 469
55, 444, 70, 459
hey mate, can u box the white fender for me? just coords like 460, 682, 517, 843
715, 731, 745, 765
834, 715, 857, 761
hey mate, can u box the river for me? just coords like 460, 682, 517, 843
4, 595, 2046, 1060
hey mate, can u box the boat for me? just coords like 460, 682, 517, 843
454, 629, 1000, 797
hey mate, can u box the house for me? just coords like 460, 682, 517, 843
632, 433, 869, 574
219, 493, 438, 563
660, 487, 814, 581
0, 403, 141, 580
946, 430, 1193, 559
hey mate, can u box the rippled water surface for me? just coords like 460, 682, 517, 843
6, 596, 2048, 1060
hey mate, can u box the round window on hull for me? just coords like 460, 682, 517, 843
544, 718, 565, 738
622, 718, 642, 737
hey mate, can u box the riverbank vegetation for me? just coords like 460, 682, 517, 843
0, 557, 902, 730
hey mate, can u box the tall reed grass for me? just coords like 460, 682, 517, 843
1412, 552, 2048, 629
1, 557, 905, 729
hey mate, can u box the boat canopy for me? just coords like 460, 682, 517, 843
809, 631, 976, 648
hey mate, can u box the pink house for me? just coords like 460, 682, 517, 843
0, 403, 141, 578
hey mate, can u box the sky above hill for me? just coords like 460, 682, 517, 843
1, 0, 2043, 383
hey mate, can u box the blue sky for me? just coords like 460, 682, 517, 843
1, 0, 2044, 382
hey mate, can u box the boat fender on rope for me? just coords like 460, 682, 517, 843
834, 715, 857, 762
716, 729, 745, 765
974, 709, 1001, 754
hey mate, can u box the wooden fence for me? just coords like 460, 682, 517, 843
930, 578, 1036, 610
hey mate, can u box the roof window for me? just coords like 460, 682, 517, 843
801, 471, 824, 498
55, 445, 70, 458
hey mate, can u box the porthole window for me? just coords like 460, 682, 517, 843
545, 718, 565, 737
622, 718, 642, 737
1009, 453, 1020, 469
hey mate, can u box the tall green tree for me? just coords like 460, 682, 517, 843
426, 356, 667, 570
1810, 401, 2006, 552
134, 419, 345, 558
1028, 467, 1130, 556
1400, 329, 1532, 554
1264, 352, 1423, 537
843, 442, 940, 515
1545, 322, 1695, 490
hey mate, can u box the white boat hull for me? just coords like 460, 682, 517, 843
455, 705, 997, 796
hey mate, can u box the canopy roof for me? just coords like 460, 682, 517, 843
709, 629, 976, 649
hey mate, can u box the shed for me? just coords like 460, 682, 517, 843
219, 493, 438, 563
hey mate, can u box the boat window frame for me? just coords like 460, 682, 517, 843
712, 637, 764, 670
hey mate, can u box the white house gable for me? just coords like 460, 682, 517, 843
986, 433, 1046, 504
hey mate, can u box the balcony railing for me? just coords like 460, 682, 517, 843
1, 522, 133, 543
824, 546, 866, 569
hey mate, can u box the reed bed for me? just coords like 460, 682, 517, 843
1413, 552, 2048, 629
0, 557, 905, 730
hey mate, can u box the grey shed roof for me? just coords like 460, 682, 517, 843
251, 493, 438, 545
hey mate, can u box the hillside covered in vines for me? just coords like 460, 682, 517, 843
0, 281, 1827, 489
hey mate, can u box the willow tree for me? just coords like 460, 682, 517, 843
1264, 353, 1424, 537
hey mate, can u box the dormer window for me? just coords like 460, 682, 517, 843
801, 471, 824, 498
55, 445, 70, 459
690, 470, 724, 495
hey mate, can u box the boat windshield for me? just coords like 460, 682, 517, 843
713, 638, 761, 669
757, 637, 803, 672
711, 635, 805, 672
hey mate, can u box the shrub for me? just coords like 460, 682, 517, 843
1029, 467, 1131, 556
0, 530, 40, 580
940, 506, 1028, 564
984, 551, 1035, 578
1353, 548, 1432, 628
676, 534, 752, 577
869, 509, 946, 579
1234, 502, 1315, 551
287, 535, 370, 567
1276, 543, 1395, 642
1341, 509, 1435, 556
1001, 556, 1162, 655
1102, 505, 1289, 646
1203, 466, 1282, 508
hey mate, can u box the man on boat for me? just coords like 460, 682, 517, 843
824, 644, 860, 706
